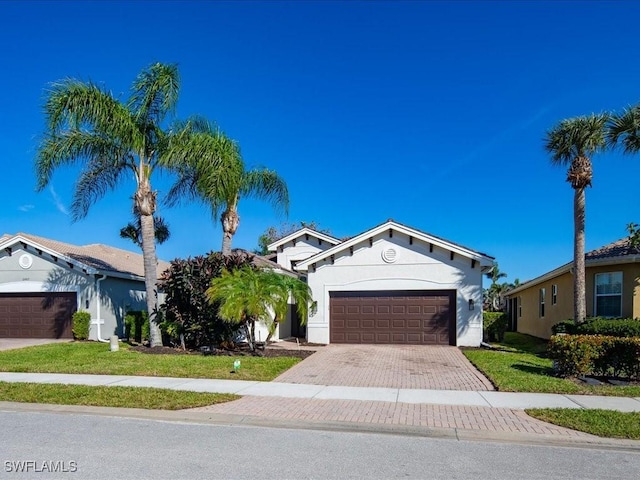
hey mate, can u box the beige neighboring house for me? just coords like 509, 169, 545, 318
506, 238, 640, 339
0, 233, 169, 341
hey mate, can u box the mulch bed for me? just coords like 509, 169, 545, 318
130, 345, 315, 360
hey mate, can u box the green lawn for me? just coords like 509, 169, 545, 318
526, 408, 640, 440
0, 342, 300, 382
463, 332, 640, 397
0, 381, 238, 410
464, 332, 640, 439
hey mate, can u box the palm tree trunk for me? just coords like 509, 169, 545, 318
136, 183, 163, 347
221, 208, 240, 256
573, 187, 587, 324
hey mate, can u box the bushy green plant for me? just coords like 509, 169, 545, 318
551, 320, 576, 335
483, 312, 508, 342
125, 311, 149, 343
576, 318, 640, 337
72, 311, 91, 340
549, 334, 640, 379
552, 317, 640, 337
158, 251, 255, 349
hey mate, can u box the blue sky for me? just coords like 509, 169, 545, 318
2, 0, 640, 285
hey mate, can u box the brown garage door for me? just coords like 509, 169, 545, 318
330, 290, 455, 345
0, 292, 76, 339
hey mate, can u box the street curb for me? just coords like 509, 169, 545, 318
2, 401, 640, 452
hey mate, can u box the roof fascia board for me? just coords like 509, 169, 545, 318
296, 221, 493, 270
267, 228, 341, 251
0, 235, 98, 275
507, 255, 640, 295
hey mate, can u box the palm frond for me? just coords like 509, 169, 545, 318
35, 130, 131, 192
608, 106, 640, 154
71, 157, 129, 220
544, 113, 609, 165
128, 63, 179, 125
44, 79, 136, 143
241, 168, 290, 215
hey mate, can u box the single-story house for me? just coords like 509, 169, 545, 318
268, 220, 494, 346
0, 233, 169, 341
505, 238, 640, 339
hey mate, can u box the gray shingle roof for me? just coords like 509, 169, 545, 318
0, 233, 170, 279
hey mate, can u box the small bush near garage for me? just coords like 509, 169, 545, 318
158, 251, 256, 349
551, 317, 640, 337
483, 312, 508, 342
548, 334, 640, 379
72, 311, 91, 340
125, 310, 149, 343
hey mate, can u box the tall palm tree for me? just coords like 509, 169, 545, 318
35, 62, 191, 346
484, 263, 507, 286
544, 113, 609, 324
165, 121, 289, 255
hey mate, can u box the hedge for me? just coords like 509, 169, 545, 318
483, 312, 508, 342
125, 310, 149, 344
551, 317, 640, 337
72, 311, 91, 340
548, 334, 640, 379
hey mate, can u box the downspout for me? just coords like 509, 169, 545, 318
95, 274, 108, 342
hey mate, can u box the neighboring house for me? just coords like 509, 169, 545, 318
505, 238, 640, 339
269, 220, 494, 346
0, 233, 169, 341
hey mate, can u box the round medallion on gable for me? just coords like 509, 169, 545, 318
19, 254, 33, 269
381, 248, 397, 263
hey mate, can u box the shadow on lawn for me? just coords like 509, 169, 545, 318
512, 363, 555, 377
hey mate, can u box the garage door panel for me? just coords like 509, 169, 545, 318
330, 290, 455, 345
0, 293, 76, 339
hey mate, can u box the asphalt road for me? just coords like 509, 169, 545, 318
0, 411, 639, 480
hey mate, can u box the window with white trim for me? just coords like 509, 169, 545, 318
595, 272, 622, 317
552, 284, 557, 305
539, 288, 545, 318
518, 297, 522, 318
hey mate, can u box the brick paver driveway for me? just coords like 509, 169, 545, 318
274, 344, 494, 391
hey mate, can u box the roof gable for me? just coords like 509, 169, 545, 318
295, 220, 494, 271
267, 227, 341, 251
0, 233, 170, 280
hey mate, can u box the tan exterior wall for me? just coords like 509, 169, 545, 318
512, 263, 640, 339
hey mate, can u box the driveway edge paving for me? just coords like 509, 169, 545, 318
1, 401, 639, 452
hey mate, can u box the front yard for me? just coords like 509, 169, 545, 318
0, 342, 301, 382
463, 332, 640, 439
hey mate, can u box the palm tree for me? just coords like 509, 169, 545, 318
165, 121, 289, 255
206, 267, 313, 351
485, 263, 507, 286
120, 213, 170, 248
545, 113, 609, 324
35, 62, 192, 346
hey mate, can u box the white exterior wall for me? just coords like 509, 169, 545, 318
304, 234, 484, 346
275, 237, 335, 270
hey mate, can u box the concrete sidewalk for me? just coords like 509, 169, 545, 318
1, 372, 639, 412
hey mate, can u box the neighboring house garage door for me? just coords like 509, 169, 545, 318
0, 292, 76, 339
329, 290, 456, 345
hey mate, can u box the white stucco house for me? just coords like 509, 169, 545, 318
268, 220, 494, 346
0, 233, 169, 341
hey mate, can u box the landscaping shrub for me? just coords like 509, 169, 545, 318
125, 310, 149, 343
483, 312, 508, 342
548, 334, 640, 379
158, 251, 256, 349
551, 318, 640, 337
72, 311, 91, 340
551, 320, 576, 335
